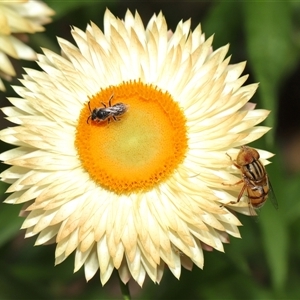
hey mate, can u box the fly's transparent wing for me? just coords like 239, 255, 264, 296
268, 180, 278, 209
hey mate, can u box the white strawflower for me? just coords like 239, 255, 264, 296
0, 9, 272, 286
0, 0, 54, 91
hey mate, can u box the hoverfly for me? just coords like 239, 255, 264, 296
224, 146, 277, 213
87, 94, 128, 124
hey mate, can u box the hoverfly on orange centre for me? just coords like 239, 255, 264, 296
223, 146, 277, 214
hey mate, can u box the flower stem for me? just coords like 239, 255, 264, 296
118, 273, 131, 300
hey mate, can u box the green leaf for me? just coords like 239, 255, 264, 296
259, 203, 288, 293
44, 0, 86, 19
44, 0, 114, 21
259, 150, 289, 292
203, 2, 243, 50
0, 202, 23, 247
243, 2, 297, 142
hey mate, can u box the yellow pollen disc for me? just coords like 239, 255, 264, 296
75, 81, 188, 194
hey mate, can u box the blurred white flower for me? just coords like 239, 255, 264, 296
0, 9, 272, 286
0, 0, 54, 91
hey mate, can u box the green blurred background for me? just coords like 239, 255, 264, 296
1, 1, 300, 299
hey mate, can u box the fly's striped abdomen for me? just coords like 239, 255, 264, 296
243, 159, 266, 182
246, 175, 269, 208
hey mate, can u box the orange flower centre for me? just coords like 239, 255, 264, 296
75, 81, 187, 194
